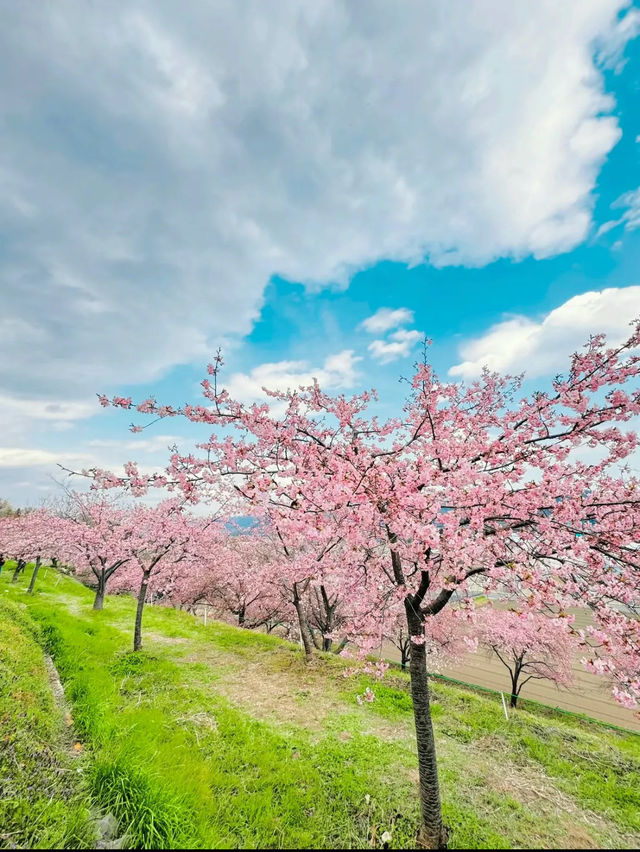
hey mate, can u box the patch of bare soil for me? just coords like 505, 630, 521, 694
180, 643, 410, 741
43, 653, 80, 756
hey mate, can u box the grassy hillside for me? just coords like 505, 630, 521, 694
1, 564, 639, 850
0, 595, 95, 848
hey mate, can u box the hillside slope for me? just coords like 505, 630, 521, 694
0, 596, 95, 848
1, 565, 639, 850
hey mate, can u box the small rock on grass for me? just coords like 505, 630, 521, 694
94, 812, 119, 840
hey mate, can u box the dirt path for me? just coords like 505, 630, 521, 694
43, 653, 80, 754
174, 638, 412, 742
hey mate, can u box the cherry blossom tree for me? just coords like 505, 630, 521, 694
85, 324, 640, 848
306, 578, 348, 652
0, 516, 28, 582
221, 517, 349, 662
385, 603, 477, 672
476, 606, 574, 707
207, 534, 290, 631
306, 552, 399, 656
107, 501, 202, 651
50, 495, 137, 610
12, 559, 27, 584
0, 510, 52, 591
582, 612, 640, 712
24, 511, 58, 594
155, 519, 295, 635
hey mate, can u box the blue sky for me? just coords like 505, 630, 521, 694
2, 2, 640, 505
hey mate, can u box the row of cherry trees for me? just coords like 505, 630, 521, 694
84, 323, 640, 848
0, 497, 575, 700
2, 323, 638, 847
0, 499, 396, 656
0, 498, 213, 651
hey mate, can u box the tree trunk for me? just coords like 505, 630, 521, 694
238, 605, 246, 627
133, 572, 150, 652
406, 604, 448, 849
320, 584, 335, 652
333, 636, 349, 655
292, 582, 315, 663
27, 556, 41, 594
11, 560, 25, 583
510, 673, 519, 708
401, 646, 411, 670
93, 572, 106, 610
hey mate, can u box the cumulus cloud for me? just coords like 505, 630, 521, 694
449, 286, 640, 380
363, 312, 423, 363
1, 1, 638, 503
368, 329, 423, 363
360, 308, 415, 334
0, 0, 636, 406
224, 350, 361, 405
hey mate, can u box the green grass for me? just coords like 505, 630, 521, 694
1, 563, 639, 849
0, 594, 95, 849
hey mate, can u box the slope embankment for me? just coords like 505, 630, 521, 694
1, 565, 639, 850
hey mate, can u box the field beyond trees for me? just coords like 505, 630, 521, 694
1, 563, 639, 850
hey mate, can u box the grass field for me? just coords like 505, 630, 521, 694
0, 594, 95, 848
1, 562, 639, 849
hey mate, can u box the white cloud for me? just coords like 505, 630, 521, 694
0, 394, 99, 458
361, 307, 415, 334
390, 329, 422, 345
0, 0, 636, 407
0, 395, 96, 422
596, 218, 623, 237
597, 184, 640, 237
224, 350, 361, 405
596, 5, 640, 70
0, 442, 173, 514
86, 434, 182, 453
449, 286, 640, 380
0, 2, 637, 504
0, 446, 167, 474
0, 449, 77, 469
368, 329, 423, 363
612, 186, 640, 231
0, 427, 191, 507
